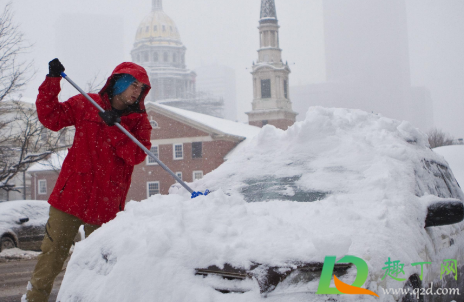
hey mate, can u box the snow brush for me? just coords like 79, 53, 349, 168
61, 72, 209, 199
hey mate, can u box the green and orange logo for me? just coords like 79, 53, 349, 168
316, 256, 379, 297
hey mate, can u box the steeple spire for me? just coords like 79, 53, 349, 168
247, 0, 296, 130
260, 0, 277, 20
152, 0, 163, 11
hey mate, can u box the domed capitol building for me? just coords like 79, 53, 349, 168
131, 0, 196, 102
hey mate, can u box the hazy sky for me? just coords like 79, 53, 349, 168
5, 0, 464, 138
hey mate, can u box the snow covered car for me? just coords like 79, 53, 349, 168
58, 108, 464, 302
0, 200, 50, 252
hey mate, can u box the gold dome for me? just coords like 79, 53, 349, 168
135, 10, 182, 46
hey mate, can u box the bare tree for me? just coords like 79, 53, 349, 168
0, 3, 33, 102
0, 100, 67, 194
0, 3, 62, 197
427, 128, 455, 149
85, 72, 107, 94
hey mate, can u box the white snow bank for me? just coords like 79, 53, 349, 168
433, 145, 464, 186
58, 107, 464, 302
0, 248, 40, 261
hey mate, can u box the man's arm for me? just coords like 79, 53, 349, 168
36, 76, 78, 131
104, 115, 152, 166
36, 59, 80, 131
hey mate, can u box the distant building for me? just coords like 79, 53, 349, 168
28, 104, 260, 200
158, 95, 224, 119
28, 151, 65, 201
194, 65, 237, 121
246, 0, 297, 130
131, 0, 196, 102
289, 0, 433, 131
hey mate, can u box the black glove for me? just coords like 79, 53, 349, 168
98, 110, 121, 126
48, 58, 65, 77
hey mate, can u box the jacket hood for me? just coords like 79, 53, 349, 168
99, 62, 151, 112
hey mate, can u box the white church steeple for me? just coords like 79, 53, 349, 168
246, 0, 297, 130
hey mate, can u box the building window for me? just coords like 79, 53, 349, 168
146, 26, 149, 32
173, 144, 183, 160
153, 52, 159, 62
136, 54, 140, 62
164, 52, 168, 62
262, 120, 268, 126
175, 172, 182, 181
150, 119, 158, 128
193, 171, 203, 180
143, 52, 149, 62
162, 25, 166, 32
254, 78, 258, 98
173, 53, 177, 62
284, 80, 288, 99
38, 180, 47, 195
147, 146, 159, 165
147, 182, 160, 197
59, 128, 67, 145
261, 79, 271, 98
170, 26, 173, 31
154, 25, 158, 32
192, 142, 202, 159
40, 128, 48, 141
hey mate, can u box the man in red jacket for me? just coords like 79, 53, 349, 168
24, 59, 152, 302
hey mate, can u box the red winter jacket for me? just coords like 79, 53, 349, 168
36, 62, 152, 225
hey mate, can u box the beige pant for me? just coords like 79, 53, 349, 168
25, 206, 100, 302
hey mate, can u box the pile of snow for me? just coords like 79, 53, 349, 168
0, 248, 40, 261
433, 145, 464, 186
58, 107, 464, 302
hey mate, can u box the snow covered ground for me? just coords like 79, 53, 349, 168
57, 107, 464, 302
433, 145, 464, 186
0, 248, 40, 261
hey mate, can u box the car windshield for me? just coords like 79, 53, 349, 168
240, 175, 328, 202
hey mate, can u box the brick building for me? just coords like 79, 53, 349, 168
28, 104, 260, 202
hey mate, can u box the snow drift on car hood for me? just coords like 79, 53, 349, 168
58, 107, 464, 302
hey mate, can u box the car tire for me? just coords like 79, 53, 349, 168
0, 236, 16, 252
402, 274, 424, 302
